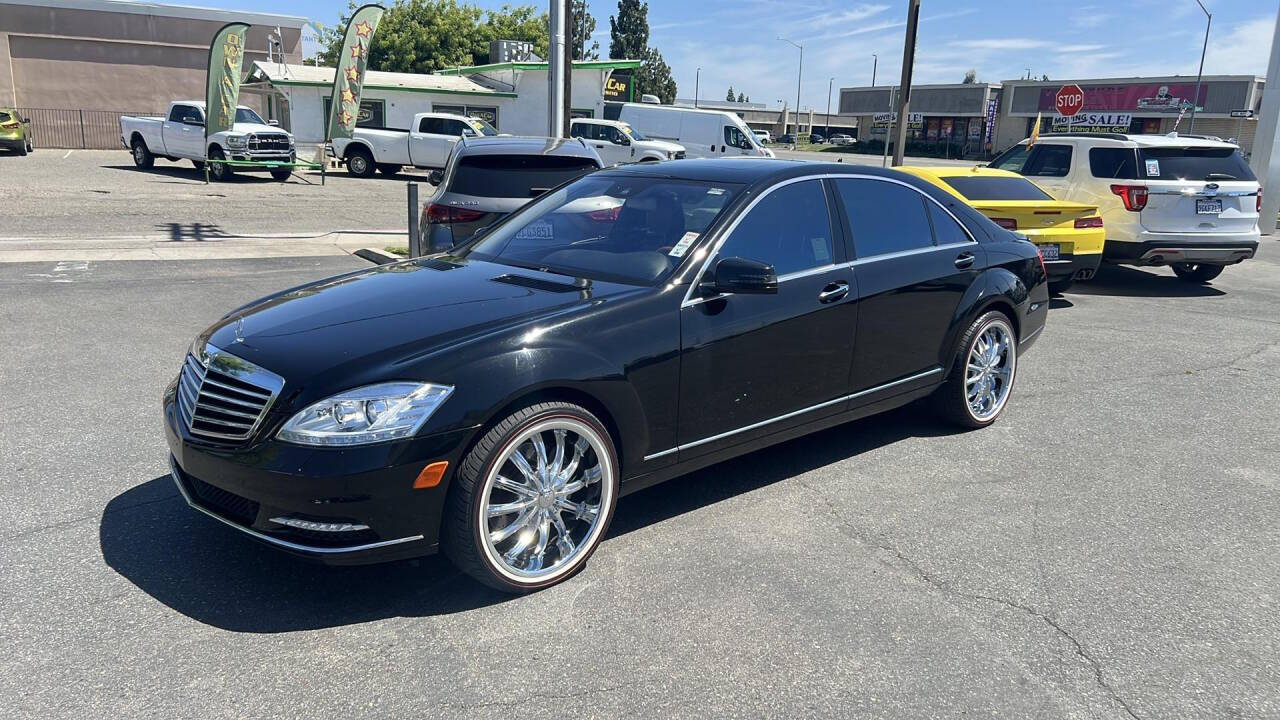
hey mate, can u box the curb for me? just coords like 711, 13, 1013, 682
354, 247, 403, 265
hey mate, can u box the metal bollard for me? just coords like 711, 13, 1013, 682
407, 182, 420, 258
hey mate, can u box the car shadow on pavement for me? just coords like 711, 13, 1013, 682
1070, 263, 1226, 298
104, 164, 276, 184
100, 404, 959, 633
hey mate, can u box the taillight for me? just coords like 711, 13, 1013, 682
423, 203, 486, 224
0, 121, 18, 130
1257, 189, 1263, 213
587, 206, 621, 222
991, 217, 1018, 230
1074, 216, 1103, 229
1110, 184, 1148, 212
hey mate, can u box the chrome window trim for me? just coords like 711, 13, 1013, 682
1146, 187, 1259, 197
170, 458, 424, 554
642, 367, 942, 461
679, 173, 976, 308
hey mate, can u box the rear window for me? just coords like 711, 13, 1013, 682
0, 112, 10, 123
1138, 146, 1256, 181
449, 155, 600, 198
942, 176, 1052, 201
1089, 147, 1139, 179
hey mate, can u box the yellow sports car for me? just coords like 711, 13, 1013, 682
0, 108, 33, 156
899, 166, 1104, 292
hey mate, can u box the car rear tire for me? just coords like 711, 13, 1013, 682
346, 147, 375, 178
376, 163, 400, 176
131, 137, 153, 168
443, 402, 619, 593
935, 310, 1018, 429
208, 146, 232, 181
1170, 263, 1224, 284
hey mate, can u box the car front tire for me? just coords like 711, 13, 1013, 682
443, 402, 619, 593
1170, 262, 1224, 284
935, 310, 1018, 429
208, 146, 232, 181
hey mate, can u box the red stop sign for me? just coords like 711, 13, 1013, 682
1055, 84, 1085, 118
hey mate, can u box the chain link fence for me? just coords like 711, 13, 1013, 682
16, 108, 164, 150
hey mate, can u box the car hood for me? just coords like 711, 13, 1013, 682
202, 256, 639, 388
638, 139, 684, 154
227, 122, 289, 136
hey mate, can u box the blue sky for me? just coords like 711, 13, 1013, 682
227, 0, 1275, 111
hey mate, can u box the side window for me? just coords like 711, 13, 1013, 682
717, 180, 834, 276
926, 202, 971, 246
603, 126, 622, 143
724, 126, 752, 150
1023, 144, 1072, 177
445, 119, 471, 136
420, 117, 446, 134
989, 144, 1031, 174
834, 178, 935, 258
1089, 147, 1139, 179
168, 105, 186, 122
569, 123, 587, 139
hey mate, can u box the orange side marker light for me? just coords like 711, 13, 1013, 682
414, 461, 448, 489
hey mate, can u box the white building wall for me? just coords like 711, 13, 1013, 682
274, 85, 518, 143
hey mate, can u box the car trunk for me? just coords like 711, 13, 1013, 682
969, 200, 1098, 239
1136, 146, 1260, 234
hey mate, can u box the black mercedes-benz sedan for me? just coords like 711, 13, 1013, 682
164, 159, 1048, 592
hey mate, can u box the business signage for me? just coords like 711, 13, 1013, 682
983, 97, 998, 144
1050, 112, 1132, 133
605, 72, 634, 102
872, 112, 923, 128
1229, 109, 1255, 119
1037, 83, 1204, 114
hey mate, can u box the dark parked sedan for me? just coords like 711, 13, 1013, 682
165, 159, 1048, 592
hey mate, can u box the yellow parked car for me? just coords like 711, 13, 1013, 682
899, 166, 1104, 292
0, 108, 33, 156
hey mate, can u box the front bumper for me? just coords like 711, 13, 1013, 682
164, 385, 474, 565
226, 149, 296, 166
1104, 231, 1260, 266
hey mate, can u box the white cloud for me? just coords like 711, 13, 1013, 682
1203, 15, 1275, 76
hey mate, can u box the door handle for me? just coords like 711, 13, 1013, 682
818, 281, 849, 303
954, 252, 975, 269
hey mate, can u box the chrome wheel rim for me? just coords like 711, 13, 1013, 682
965, 320, 1016, 421
479, 417, 613, 583
350, 155, 368, 174
133, 144, 145, 163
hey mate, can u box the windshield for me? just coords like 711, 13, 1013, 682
469, 117, 499, 137
461, 174, 743, 285
1138, 146, 1256, 181
943, 176, 1053, 201
235, 108, 265, 124
619, 123, 647, 141
449, 154, 599, 199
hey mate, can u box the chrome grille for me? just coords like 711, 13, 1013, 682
248, 133, 291, 151
177, 343, 284, 443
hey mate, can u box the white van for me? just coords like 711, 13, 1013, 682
605, 102, 774, 159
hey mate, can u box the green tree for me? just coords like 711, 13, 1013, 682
962, 68, 977, 84
726, 86, 736, 102
634, 47, 676, 103
609, 0, 648, 60
571, 0, 599, 60
737, 91, 745, 102
320, 0, 548, 74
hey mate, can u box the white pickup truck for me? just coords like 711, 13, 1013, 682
568, 118, 685, 165
330, 112, 498, 178
120, 100, 296, 181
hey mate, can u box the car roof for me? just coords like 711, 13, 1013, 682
1020, 132, 1239, 149
455, 135, 601, 161
602, 157, 930, 187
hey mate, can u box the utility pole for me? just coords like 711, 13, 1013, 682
548, 0, 567, 137
695, 67, 700, 108
1189, 0, 1211, 134
825, 77, 833, 136
563, 0, 573, 136
891, 0, 920, 166
871, 54, 877, 87
1250, 4, 1280, 235
780, 37, 803, 137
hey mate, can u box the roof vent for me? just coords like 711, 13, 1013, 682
490, 273, 584, 293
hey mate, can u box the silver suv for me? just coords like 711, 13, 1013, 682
990, 133, 1261, 283
420, 136, 604, 253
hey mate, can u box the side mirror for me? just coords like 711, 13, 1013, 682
701, 256, 777, 296
268, 119, 280, 126
427, 169, 444, 185
615, 135, 630, 146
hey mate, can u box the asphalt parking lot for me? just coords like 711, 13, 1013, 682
2, 237, 1278, 717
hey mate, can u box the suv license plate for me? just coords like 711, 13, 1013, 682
1038, 244, 1060, 261
514, 220, 553, 240
1196, 199, 1223, 214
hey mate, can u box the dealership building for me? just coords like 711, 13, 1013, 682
840, 75, 1266, 159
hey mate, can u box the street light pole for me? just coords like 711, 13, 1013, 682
871, 54, 877, 87
891, 0, 920, 166
695, 67, 700, 108
1189, 0, 1211, 134
825, 77, 833, 136
780, 37, 803, 137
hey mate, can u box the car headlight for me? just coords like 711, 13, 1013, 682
277, 382, 454, 446
226, 135, 247, 149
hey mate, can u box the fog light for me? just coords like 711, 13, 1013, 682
269, 516, 370, 533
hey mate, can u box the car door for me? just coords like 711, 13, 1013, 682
677, 178, 856, 459
832, 177, 982, 400
582, 123, 620, 165
409, 116, 452, 168
165, 104, 201, 157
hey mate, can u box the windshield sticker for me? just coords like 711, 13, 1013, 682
810, 237, 831, 262
1145, 159, 1161, 177
707, 188, 726, 195
669, 232, 700, 257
